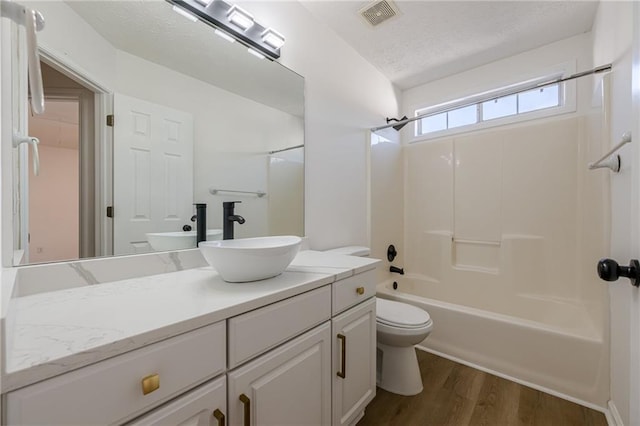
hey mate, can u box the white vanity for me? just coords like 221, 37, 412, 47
0, 250, 379, 425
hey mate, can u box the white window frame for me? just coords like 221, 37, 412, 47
410, 63, 577, 143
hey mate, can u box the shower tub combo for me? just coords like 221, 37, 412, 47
377, 275, 608, 408
374, 115, 612, 409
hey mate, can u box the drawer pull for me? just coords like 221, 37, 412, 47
356, 286, 365, 295
337, 333, 346, 379
239, 393, 251, 426
213, 408, 225, 426
141, 374, 160, 395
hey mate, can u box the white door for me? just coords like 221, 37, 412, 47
227, 323, 331, 426
127, 377, 226, 426
113, 94, 194, 255
331, 299, 376, 426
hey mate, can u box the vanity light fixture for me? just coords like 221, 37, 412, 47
261, 28, 285, 49
226, 5, 254, 31
167, 0, 284, 59
247, 48, 265, 60
214, 29, 235, 43
172, 5, 198, 21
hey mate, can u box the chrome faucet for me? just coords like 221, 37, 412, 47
223, 201, 245, 240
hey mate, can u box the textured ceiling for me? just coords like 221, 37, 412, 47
301, 1, 599, 90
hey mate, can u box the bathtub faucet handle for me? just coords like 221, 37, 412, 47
387, 245, 398, 262
597, 258, 640, 287
390, 266, 404, 275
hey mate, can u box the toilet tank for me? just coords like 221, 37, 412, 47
324, 246, 370, 257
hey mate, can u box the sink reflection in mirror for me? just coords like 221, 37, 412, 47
11, 1, 304, 266
146, 229, 223, 252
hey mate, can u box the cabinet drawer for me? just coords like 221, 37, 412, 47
228, 285, 331, 368
6, 322, 226, 426
332, 268, 376, 315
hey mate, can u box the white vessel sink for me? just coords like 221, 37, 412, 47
199, 236, 302, 282
147, 229, 223, 251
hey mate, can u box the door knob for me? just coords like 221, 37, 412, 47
597, 258, 640, 287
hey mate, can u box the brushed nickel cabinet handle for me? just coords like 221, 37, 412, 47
141, 373, 160, 395
337, 333, 346, 379
239, 393, 251, 426
213, 408, 225, 426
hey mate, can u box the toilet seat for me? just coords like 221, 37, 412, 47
376, 298, 432, 329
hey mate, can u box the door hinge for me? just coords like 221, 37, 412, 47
106, 206, 114, 218
106, 114, 114, 127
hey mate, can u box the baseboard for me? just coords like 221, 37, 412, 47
348, 410, 365, 426
416, 345, 610, 416
607, 400, 624, 426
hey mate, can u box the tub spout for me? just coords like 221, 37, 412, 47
390, 266, 404, 275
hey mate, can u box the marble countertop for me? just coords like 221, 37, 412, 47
1, 250, 379, 393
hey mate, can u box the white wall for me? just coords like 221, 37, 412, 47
241, 2, 400, 250
28, 145, 79, 263
592, 2, 636, 425
29, 1, 117, 89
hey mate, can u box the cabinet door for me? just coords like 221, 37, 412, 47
227, 322, 331, 426
332, 298, 376, 426
127, 376, 226, 426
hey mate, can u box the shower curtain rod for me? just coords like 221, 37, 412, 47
268, 144, 304, 154
371, 63, 613, 133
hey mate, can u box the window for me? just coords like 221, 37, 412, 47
518, 85, 559, 113
415, 78, 564, 138
448, 105, 477, 128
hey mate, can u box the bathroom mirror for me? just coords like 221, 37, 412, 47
12, 1, 304, 265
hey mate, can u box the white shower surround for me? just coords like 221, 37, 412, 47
388, 114, 611, 407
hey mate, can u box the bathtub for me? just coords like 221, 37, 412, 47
377, 277, 609, 409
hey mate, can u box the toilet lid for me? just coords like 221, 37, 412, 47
325, 246, 371, 257
377, 298, 432, 328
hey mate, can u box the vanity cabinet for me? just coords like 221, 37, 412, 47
227, 322, 332, 426
127, 376, 226, 426
4, 265, 379, 426
332, 298, 376, 426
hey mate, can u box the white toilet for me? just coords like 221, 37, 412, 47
325, 246, 433, 396
376, 297, 432, 395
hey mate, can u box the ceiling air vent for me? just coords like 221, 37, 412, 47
359, 0, 400, 27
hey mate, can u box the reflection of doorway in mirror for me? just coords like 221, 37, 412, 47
22, 61, 99, 263
28, 99, 80, 263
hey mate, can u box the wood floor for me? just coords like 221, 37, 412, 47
358, 350, 607, 426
